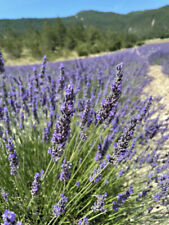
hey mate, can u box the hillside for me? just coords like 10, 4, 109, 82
0, 5, 169, 38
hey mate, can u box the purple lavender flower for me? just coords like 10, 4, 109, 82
58, 63, 65, 92
32, 96, 39, 123
0, 51, 5, 73
3, 107, 11, 134
16, 222, 23, 225
76, 181, 80, 187
1, 189, 9, 202
77, 99, 85, 112
53, 192, 68, 217
96, 63, 123, 124
6, 137, 19, 175
95, 136, 111, 161
80, 99, 95, 141
148, 206, 153, 213
89, 160, 107, 183
80, 99, 91, 128
112, 186, 133, 211
114, 117, 138, 161
19, 112, 24, 130
31, 169, 44, 197
118, 166, 130, 177
2, 210, 22, 225
2, 210, 16, 224
108, 97, 152, 164
49, 84, 75, 161
91, 192, 107, 212
60, 159, 71, 182
2, 81, 8, 102
42, 127, 50, 142
78, 216, 89, 225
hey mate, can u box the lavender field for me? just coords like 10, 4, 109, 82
0, 43, 169, 225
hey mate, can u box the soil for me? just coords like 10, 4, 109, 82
144, 65, 169, 120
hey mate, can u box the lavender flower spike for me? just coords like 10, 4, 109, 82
49, 84, 75, 161
1, 189, 9, 202
60, 159, 72, 182
96, 63, 123, 125
6, 137, 19, 175
0, 51, 5, 73
31, 169, 44, 197
80, 99, 91, 128
2, 209, 22, 225
78, 216, 89, 225
112, 186, 133, 211
53, 192, 68, 217
58, 63, 65, 92
91, 192, 107, 212
108, 96, 152, 164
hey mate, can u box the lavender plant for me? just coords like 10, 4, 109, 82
0, 46, 168, 225
0, 51, 5, 74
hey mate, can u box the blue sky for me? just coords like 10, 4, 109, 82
0, 0, 169, 19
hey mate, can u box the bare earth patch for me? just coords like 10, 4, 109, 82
144, 65, 169, 120
140, 65, 169, 224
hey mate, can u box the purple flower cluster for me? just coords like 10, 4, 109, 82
153, 172, 169, 206
0, 44, 169, 224
78, 216, 89, 225
91, 192, 107, 212
80, 99, 91, 128
112, 186, 133, 211
108, 96, 152, 164
3, 107, 11, 134
96, 63, 123, 124
58, 63, 65, 92
6, 137, 19, 175
53, 192, 68, 217
89, 160, 107, 183
59, 159, 71, 182
95, 136, 111, 161
2, 210, 22, 225
31, 169, 44, 197
1, 189, 9, 202
42, 127, 50, 142
0, 51, 5, 74
80, 99, 92, 140
49, 84, 75, 161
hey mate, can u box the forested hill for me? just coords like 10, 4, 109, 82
0, 5, 169, 39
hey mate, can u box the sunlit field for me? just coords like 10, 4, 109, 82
0, 42, 169, 224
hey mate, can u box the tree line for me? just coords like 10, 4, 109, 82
0, 18, 141, 60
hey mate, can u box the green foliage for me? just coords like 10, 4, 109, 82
0, 110, 136, 224
0, 21, 139, 60
1, 28, 22, 58
1, 5, 169, 39
137, 41, 144, 46
76, 42, 89, 56
23, 25, 42, 58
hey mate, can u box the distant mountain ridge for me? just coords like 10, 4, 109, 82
1, 5, 169, 38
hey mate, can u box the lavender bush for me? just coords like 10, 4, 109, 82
0, 46, 168, 224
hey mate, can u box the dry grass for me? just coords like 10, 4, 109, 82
145, 38, 169, 45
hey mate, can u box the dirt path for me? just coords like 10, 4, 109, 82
143, 65, 169, 154
141, 65, 169, 224
144, 65, 169, 120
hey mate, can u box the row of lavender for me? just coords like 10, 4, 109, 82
144, 42, 169, 75
0, 43, 168, 224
